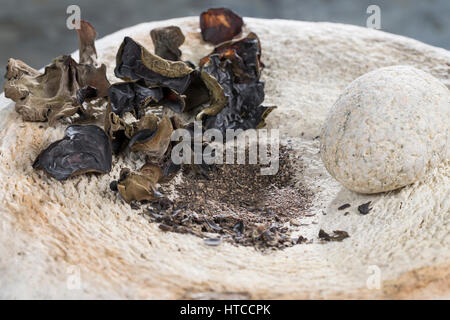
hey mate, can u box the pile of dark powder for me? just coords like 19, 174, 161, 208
138, 145, 314, 250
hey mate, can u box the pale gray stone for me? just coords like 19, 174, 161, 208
321, 66, 450, 193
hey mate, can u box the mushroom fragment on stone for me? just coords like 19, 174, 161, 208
150, 26, 185, 61
77, 20, 99, 66
104, 109, 159, 154
114, 37, 193, 93
200, 8, 244, 45
201, 32, 263, 82
32, 125, 112, 180
127, 115, 174, 160
116, 166, 164, 203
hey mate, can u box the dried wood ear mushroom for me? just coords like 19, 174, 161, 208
116, 165, 164, 203
112, 116, 186, 203
202, 32, 263, 82
4, 20, 109, 124
115, 37, 193, 91
200, 8, 244, 45
4, 56, 109, 124
33, 125, 112, 180
128, 115, 174, 160
150, 26, 185, 61
198, 35, 275, 134
108, 80, 163, 117
104, 107, 160, 154
77, 20, 99, 66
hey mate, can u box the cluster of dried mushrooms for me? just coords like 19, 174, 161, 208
4, 8, 276, 206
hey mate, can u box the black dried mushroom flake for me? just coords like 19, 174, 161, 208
108, 80, 163, 117
201, 32, 263, 83
338, 203, 351, 210
358, 201, 373, 215
200, 8, 243, 45
199, 51, 275, 135
114, 37, 193, 93
318, 229, 350, 242
150, 26, 185, 61
33, 125, 112, 181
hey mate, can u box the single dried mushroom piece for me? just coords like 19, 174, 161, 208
33, 125, 112, 180
200, 8, 243, 45
202, 33, 263, 83
77, 20, 98, 66
115, 37, 193, 93
105, 109, 159, 154
195, 67, 228, 120
318, 229, 350, 242
116, 165, 164, 203
128, 115, 174, 160
4, 56, 109, 124
150, 26, 185, 61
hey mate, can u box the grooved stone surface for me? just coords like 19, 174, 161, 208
0, 17, 449, 299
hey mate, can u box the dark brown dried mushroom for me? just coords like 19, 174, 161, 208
200, 8, 243, 45
116, 165, 164, 203
33, 125, 112, 180
201, 32, 263, 83
195, 67, 227, 120
358, 201, 372, 215
108, 80, 163, 117
182, 69, 211, 112
198, 54, 275, 135
115, 37, 193, 93
4, 21, 109, 124
128, 115, 174, 160
195, 28, 275, 135
150, 26, 185, 61
77, 20, 98, 66
104, 109, 159, 154
318, 229, 350, 242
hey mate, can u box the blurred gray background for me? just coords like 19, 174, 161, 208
1, 0, 449, 88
